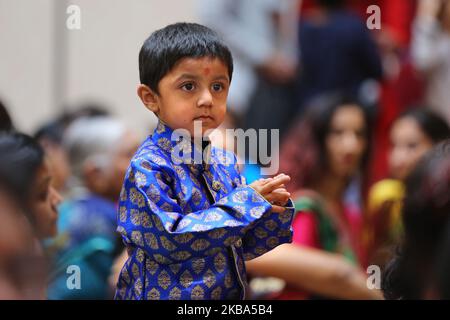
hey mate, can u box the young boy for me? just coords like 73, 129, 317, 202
115, 22, 295, 300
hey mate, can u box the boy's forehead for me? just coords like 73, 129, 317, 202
169, 57, 229, 78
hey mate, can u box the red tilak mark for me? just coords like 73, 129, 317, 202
203, 68, 210, 76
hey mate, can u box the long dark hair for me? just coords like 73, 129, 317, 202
280, 93, 372, 192
0, 132, 45, 220
383, 140, 450, 299
396, 108, 450, 144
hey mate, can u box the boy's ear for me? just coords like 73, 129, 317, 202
137, 84, 159, 114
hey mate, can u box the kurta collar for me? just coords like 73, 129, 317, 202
151, 120, 212, 172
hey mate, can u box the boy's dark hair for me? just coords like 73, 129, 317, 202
139, 22, 233, 94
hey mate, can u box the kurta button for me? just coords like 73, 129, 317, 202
212, 181, 221, 192
235, 239, 243, 248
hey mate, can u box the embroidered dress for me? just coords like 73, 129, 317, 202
115, 121, 294, 300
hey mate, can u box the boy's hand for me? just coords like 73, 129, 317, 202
249, 174, 291, 212
267, 187, 291, 213
249, 174, 289, 196
267, 188, 291, 205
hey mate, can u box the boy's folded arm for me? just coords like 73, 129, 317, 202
230, 154, 295, 260
241, 199, 295, 261
117, 160, 276, 262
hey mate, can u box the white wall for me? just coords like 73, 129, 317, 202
0, 0, 197, 135
0, 0, 55, 134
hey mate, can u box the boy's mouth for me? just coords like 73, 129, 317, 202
194, 115, 214, 121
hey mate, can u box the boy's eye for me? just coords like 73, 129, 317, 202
212, 83, 223, 92
181, 83, 195, 91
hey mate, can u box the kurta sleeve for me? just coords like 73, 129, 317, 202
117, 157, 273, 263
241, 199, 295, 261
230, 162, 295, 261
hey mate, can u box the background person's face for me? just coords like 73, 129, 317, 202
28, 159, 62, 239
0, 190, 32, 258
103, 130, 140, 200
41, 141, 71, 193
389, 117, 434, 181
325, 105, 367, 179
154, 57, 229, 137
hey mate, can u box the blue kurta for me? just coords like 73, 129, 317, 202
115, 121, 294, 300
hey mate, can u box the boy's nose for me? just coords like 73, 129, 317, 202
197, 89, 213, 107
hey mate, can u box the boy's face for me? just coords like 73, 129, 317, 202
139, 57, 230, 137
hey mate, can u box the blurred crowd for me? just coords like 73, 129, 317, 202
1, 0, 450, 299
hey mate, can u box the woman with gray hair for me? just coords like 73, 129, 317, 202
46, 116, 140, 300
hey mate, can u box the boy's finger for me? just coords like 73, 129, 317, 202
266, 191, 290, 204
272, 188, 290, 195
250, 178, 271, 189
261, 175, 290, 193
254, 178, 271, 186
271, 205, 286, 214
268, 197, 290, 206
268, 194, 290, 203
272, 174, 290, 184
